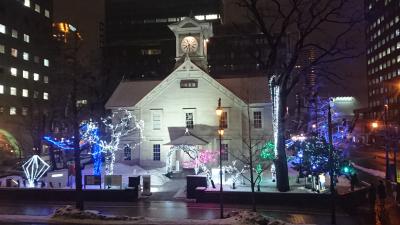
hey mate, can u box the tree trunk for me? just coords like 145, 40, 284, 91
275, 91, 290, 192
247, 105, 256, 212
72, 61, 84, 210
49, 146, 57, 170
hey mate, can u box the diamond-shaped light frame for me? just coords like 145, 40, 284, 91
22, 155, 50, 187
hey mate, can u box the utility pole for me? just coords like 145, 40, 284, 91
384, 101, 390, 180
327, 100, 336, 225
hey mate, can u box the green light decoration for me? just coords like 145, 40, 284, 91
0, 129, 21, 157
260, 141, 275, 160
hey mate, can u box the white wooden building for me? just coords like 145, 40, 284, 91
105, 17, 273, 170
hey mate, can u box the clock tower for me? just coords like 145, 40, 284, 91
168, 17, 213, 69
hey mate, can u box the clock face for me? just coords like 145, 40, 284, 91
181, 36, 198, 53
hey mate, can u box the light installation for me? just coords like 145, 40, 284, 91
22, 155, 50, 187
269, 76, 280, 156
99, 110, 144, 175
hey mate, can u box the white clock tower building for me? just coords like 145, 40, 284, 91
168, 17, 213, 70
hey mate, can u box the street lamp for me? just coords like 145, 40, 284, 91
216, 98, 224, 219
371, 122, 378, 129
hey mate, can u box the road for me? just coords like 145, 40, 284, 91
0, 200, 359, 225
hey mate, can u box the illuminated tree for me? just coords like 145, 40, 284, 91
236, 0, 363, 192
99, 109, 144, 175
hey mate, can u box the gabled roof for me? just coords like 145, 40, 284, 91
165, 130, 208, 146
105, 58, 270, 109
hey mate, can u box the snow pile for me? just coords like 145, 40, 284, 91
51, 207, 306, 225
226, 211, 297, 225
53, 205, 141, 221
352, 163, 385, 179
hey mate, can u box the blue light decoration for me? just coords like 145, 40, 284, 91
43, 121, 103, 176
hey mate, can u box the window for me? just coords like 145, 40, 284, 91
180, 79, 198, 88
24, 0, 30, 7
33, 73, 39, 81
44, 9, 50, 18
221, 144, 229, 161
0, 24, 5, 34
10, 67, 17, 76
44, 76, 49, 83
34, 56, 39, 63
153, 144, 161, 161
0, 44, 4, 54
22, 107, 28, 116
24, 34, 30, 43
33, 91, 38, 98
253, 111, 262, 129
11, 48, 18, 57
186, 112, 194, 129
11, 29, 18, 38
34, 4, 40, 13
23, 52, 29, 61
10, 87, 17, 96
43, 58, 49, 67
22, 89, 28, 97
220, 111, 228, 128
23, 70, 29, 79
152, 111, 161, 130
43, 92, 48, 100
123, 145, 131, 160
0, 85, 4, 94
9, 107, 16, 115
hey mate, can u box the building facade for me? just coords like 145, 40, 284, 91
105, 18, 273, 170
366, 0, 400, 123
0, 0, 53, 156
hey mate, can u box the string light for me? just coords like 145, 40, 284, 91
22, 155, 50, 187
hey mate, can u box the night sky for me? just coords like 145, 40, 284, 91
53, 0, 367, 107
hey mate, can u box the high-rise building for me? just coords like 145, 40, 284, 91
104, 0, 222, 85
366, 0, 400, 122
0, 0, 53, 156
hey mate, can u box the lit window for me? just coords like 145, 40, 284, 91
11, 48, 18, 57
11, 29, 18, 38
153, 144, 160, 161
23, 70, 29, 79
10, 67, 17, 76
34, 4, 40, 13
33, 73, 39, 81
43, 92, 48, 100
43, 59, 49, 67
0, 85, 3, 94
34, 56, 39, 63
205, 14, 219, 20
0, 44, 4, 54
195, 15, 205, 20
253, 111, 262, 129
44, 76, 49, 83
44, 9, 50, 18
0, 24, 4, 34
10, 87, 17, 96
23, 52, 29, 61
10, 107, 16, 115
24, 34, 30, 43
24, 0, 30, 7
22, 89, 28, 97
22, 107, 28, 116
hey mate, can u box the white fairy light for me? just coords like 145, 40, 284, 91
22, 155, 50, 188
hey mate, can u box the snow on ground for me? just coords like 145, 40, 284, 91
49, 205, 306, 225
352, 163, 385, 179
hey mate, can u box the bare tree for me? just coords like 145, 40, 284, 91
234, 0, 363, 191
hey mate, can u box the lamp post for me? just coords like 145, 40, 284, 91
384, 102, 390, 180
327, 99, 336, 225
216, 98, 224, 219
